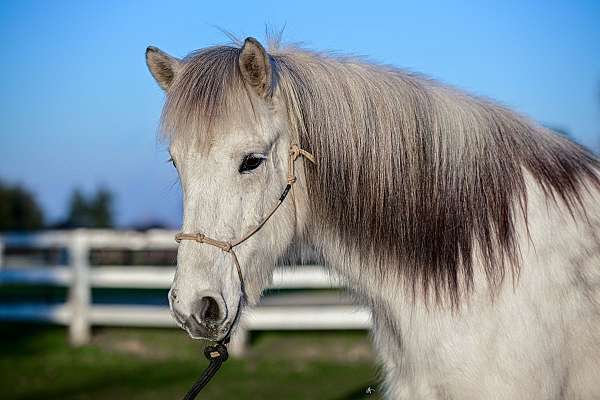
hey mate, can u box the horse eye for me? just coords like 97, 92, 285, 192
239, 154, 266, 173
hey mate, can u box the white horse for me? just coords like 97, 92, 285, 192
146, 37, 600, 399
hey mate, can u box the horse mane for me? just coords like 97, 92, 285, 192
161, 41, 600, 304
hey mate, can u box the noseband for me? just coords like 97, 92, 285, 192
176, 144, 316, 399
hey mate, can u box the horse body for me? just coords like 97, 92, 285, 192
146, 37, 600, 399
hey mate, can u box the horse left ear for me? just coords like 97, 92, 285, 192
238, 37, 272, 98
146, 46, 182, 91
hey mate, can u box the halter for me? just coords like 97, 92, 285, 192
176, 144, 316, 399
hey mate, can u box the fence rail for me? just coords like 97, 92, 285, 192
0, 230, 371, 355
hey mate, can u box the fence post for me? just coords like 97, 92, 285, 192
228, 324, 249, 357
68, 230, 91, 346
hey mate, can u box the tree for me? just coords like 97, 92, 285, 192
0, 181, 45, 231
61, 187, 114, 228
90, 188, 113, 228
65, 189, 90, 228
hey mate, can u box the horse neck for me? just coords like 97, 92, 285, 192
300, 207, 409, 316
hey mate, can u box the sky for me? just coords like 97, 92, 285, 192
0, 1, 599, 228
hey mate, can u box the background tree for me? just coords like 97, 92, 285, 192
61, 187, 114, 228
0, 181, 45, 231
65, 189, 90, 228
90, 188, 113, 228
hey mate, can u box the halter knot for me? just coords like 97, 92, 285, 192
219, 242, 232, 252
287, 144, 315, 186
289, 144, 316, 164
290, 144, 301, 161
204, 343, 228, 362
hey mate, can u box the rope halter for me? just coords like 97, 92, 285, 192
174, 143, 316, 298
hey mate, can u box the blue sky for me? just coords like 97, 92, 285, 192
0, 1, 599, 227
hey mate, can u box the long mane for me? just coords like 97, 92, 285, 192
162, 42, 600, 304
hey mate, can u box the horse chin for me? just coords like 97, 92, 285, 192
185, 319, 235, 342
186, 331, 215, 341
185, 325, 225, 341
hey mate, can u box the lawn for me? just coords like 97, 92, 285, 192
0, 324, 382, 400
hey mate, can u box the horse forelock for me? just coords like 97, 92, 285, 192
159, 45, 249, 150
161, 39, 600, 305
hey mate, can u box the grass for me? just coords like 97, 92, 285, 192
0, 324, 382, 400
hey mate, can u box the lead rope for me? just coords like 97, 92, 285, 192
176, 144, 316, 399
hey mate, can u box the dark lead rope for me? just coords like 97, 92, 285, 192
182, 340, 229, 400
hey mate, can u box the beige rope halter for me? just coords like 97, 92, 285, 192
174, 144, 316, 296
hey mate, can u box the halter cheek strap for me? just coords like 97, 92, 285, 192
176, 144, 316, 400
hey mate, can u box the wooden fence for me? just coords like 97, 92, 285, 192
0, 230, 371, 356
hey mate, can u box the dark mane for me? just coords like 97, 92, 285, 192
274, 48, 600, 304
162, 42, 600, 304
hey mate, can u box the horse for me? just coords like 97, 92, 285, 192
145, 36, 600, 399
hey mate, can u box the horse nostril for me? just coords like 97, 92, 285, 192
197, 296, 222, 323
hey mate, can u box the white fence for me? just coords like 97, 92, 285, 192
0, 230, 371, 356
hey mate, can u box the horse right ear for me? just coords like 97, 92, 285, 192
146, 46, 182, 91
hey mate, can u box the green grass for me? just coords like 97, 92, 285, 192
0, 324, 382, 400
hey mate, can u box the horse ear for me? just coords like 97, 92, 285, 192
238, 37, 272, 97
146, 46, 182, 91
